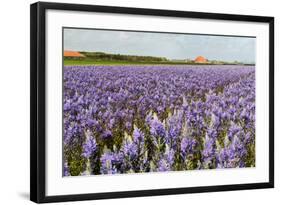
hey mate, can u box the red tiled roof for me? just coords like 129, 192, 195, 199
194, 56, 207, 63
64, 50, 85, 57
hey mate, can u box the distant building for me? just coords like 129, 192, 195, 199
194, 56, 207, 63
64, 50, 85, 59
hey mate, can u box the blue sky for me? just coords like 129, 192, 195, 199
64, 28, 256, 63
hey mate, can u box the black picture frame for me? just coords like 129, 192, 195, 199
30, 1, 274, 203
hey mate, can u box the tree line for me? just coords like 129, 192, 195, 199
80, 51, 168, 62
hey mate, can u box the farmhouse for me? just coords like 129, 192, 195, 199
194, 56, 207, 63
64, 50, 85, 59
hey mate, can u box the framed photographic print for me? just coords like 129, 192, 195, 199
30, 1, 274, 203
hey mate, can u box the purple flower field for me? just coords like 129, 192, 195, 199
63, 65, 255, 176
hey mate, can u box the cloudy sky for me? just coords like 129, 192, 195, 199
64, 28, 256, 63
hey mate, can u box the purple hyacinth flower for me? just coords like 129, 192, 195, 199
63, 101, 71, 111
157, 159, 170, 172
228, 122, 241, 140
63, 162, 70, 176
82, 136, 97, 158
166, 148, 175, 167
133, 128, 144, 144
150, 118, 166, 138
101, 130, 112, 139
202, 134, 216, 167
100, 152, 118, 174
180, 137, 197, 159
86, 118, 98, 128
122, 141, 138, 160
